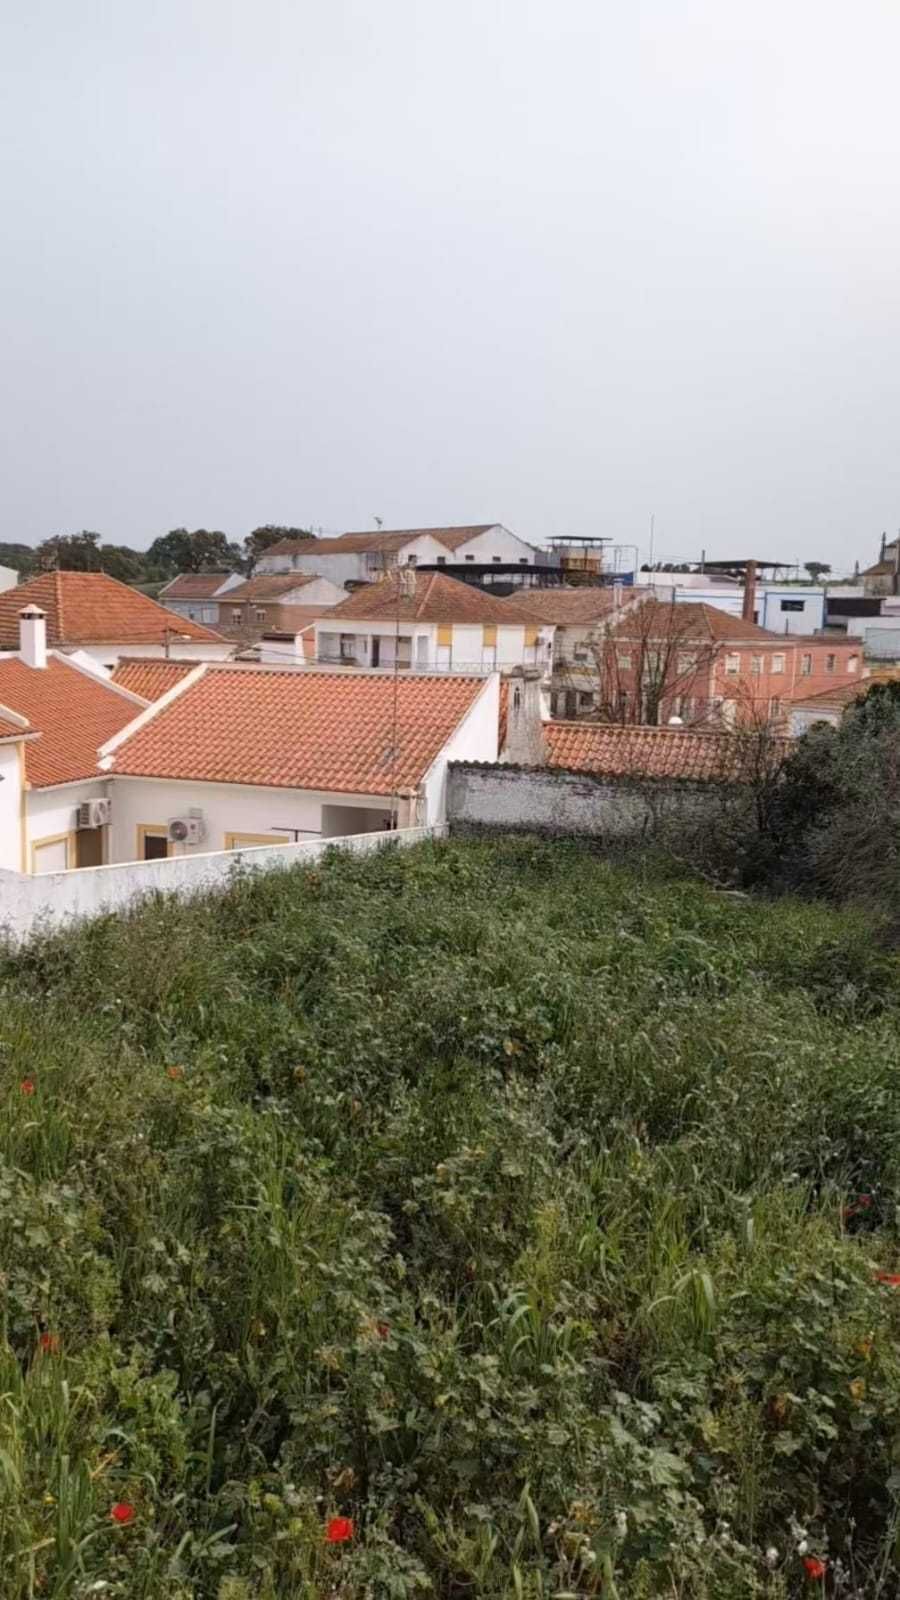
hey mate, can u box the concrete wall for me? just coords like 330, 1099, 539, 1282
0, 743, 23, 871
446, 762, 726, 839
450, 526, 539, 564
0, 824, 444, 947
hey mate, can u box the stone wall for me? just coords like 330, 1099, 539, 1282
447, 762, 731, 839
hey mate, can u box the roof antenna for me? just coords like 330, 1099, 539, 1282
373, 515, 383, 529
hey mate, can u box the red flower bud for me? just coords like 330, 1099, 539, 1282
325, 1515, 354, 1543
19, 1079, 35, 1096
110, 1502, 135, 1525
803, 1555, 826, 1581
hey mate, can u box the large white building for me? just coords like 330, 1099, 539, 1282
256, 524, 542, 587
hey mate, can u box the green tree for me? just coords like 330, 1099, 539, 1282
804, 561, 832, 581
35, 531, 103, 571
766, 680, 900, 921
145, 528, 242, 575
243, 525, 313, 573
0, 543, 37, 577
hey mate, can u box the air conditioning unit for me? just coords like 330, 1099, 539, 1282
167, 815, 206, 846
76, 798, 111, 829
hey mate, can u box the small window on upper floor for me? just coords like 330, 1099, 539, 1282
436, 556, 446, 566
781, 599, 805, 612
750, 654, 763, 675
826, 653, 836, 672
725, 652, 741, 674
518, 558, 528, 565
800, 653, 812, 675
465, 554, 475, 562
231, 608, 242, 621
848, 654, 859, 673
255, 608, 266, 623
772, 653, 785, 673
492, 556, 502, 563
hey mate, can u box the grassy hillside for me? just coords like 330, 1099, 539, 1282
2, 838, 900, 1599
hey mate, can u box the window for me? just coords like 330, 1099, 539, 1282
574, 645, 589, 662
524, 625, 539, 648
436, 556, 446, 565
483, 624, 497, 649
231, 607, 242, 621
750, 654, 763, 675
800, 653, 812, 676
340, 633, 358, 661
578, 691, 595, 710
436, 623, 452, 647
677, 651, 697, 673
136, 825, 169, 862
492, 556, 502, 563
465, 554, 475, 562
781, 599, 805, 612
255, 608, 267, 623
769, 697, 781, 715
616, 651, 632, 670
518, 558, 528, 566
771, 653, 785, 673
725, 652, 741, 675
848, 654, 859, 673
826, 653, 835, 673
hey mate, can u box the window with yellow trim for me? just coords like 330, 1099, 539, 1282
483, 624, 497, 649
524, 625, 539, 647
436, 623, 452, 647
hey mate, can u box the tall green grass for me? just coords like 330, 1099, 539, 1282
1, 837, 899, 1598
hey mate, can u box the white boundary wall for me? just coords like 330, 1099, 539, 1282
0, 825, 443, 947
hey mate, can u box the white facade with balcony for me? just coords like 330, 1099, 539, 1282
313, 616, 554, 675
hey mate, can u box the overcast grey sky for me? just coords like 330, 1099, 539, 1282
2, 1, 899, 571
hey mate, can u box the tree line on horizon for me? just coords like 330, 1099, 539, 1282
0, 526, 316, 587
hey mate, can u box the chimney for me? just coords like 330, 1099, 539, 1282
501, 666, 546, 765
19, 604, 47, 669
741, 560, 757, 624
612, 581, 623, 610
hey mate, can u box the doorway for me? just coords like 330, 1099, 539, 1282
75, 826, 104, 868
137, 824, 169, 860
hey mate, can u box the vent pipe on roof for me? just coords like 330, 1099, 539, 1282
19, 604, 47, 670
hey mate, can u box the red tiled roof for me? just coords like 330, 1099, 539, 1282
544, 721, 781, 782
0, 572, 224, 646
324, 570, 534, 625
111, 657, 199, 701
0, 656, 145, 787
223, 573, 323, 601
159, 572, 236, 600
788, 672, 897, 710
608, 599, 783, 645
263, 525, 498, 559
504, 587, 647, 625
108, 667, 488, 795
0, 709, 32, 741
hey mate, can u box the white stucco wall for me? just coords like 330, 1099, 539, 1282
449, 526, 540, 564
0, 824, 445, 946
421, 675, 500, 823
260, 534, 454, 583
0, 565, 18, 594
75, 640, 235, 671
316, 619, 551, 673
26, 779, 112, 868
0, 743, 23, 870
106, 776, 401, 862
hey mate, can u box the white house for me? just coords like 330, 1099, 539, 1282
666, 582, 827, 635
0, 606, 148, 873
256, 524, 542, 586
0, 570, 233, 671
98, 661, 500, 858
159, 571, 243, 623
314, 570, 554, 674
0, 564, 18, 594
503, 585, 646, 716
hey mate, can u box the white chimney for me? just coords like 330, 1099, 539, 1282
19, 604, 47, 670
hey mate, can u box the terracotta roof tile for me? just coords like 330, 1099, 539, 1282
264, 525, 498, 559
324, 570, 534, 625
608, 599, 783, 645
159, 572, 236, 600
504, 587, 647, 625
111, 657, 199, 701
788, 671, 898, 710
0, 710, 32, 741
0, 655, 145, 787
544, 721, 785, 781
0, 572, 224, 646
224, 573, 323, 601
109, 667, 489, 795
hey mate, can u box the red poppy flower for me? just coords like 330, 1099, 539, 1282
166, 1065, 184, 1081
110, 1502, 135, 1525
38, 1332, 60, 1355
802, 1554, 826, 1581
376, 1321, 390, 1340
19, 1079, 35, 1096
875, 1272, 900, 1286
325, 1515, 354, 1543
